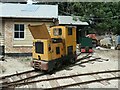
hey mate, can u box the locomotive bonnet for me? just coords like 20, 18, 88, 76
28, 24, 76, 72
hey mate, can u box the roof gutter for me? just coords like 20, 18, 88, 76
1, 17, 58, 22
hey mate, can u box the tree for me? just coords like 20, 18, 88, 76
36, 2, 120, 34
58, 2, 120, 35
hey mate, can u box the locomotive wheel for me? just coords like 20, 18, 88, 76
55, 62, 61, 69
70, 57, 76, 64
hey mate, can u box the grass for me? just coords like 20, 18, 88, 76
20, 57, 32, 62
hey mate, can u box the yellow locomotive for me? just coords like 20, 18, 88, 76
28, 24, 76, 72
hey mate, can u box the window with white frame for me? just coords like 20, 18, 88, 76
14, 24, 24, 39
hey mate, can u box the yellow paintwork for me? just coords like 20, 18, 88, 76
50, 26, 66, 39
28, 24, 51, 39
33, 39, 64, 61
29, 24, 76, 61
50, 26, 76, 55
51, 43, 64, 60
33, 39, 52, 61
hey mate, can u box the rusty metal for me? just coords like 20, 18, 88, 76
2, 69, 120, 88
0, 53, 113, 89
78, 57, 101, 64
1, 72, 46, 88
76, 53, 92, 62
47, 76, 120, 89
0, 70, 35, 79
0, 53, 90, 86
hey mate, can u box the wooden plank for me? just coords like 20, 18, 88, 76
13, 71, 25, 82
76, 72, 89, 88
110, 72, 120, 77
63, 72, 79, 88
55, 70, 79, 88
25, 73, 37, 88
92, 74, 110, 85
55, 71, 68, 86
10, 76, 18, 82
1, 78, 8, 86
68, 73, 83, 88
36, 75, 51, 89
46, 74, 60, 88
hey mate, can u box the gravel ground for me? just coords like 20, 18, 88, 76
0, 57, 33, 76
94, 48, 119, 61
0, 47, 119, 88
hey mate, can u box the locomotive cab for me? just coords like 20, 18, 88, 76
28, 24, 76, 72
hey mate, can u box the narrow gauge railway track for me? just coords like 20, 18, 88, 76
0, 69, 35, 79
0, 69, 36, 85
48, 76, 120, 89
1, 53, 108, 89
1, 71, 46, 87
2, 69, 120, 88
0, 53, 90, 84
0, 69, 46, 89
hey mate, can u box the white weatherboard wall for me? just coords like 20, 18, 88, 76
4, 20, 53, 53
0, 3, 58, 54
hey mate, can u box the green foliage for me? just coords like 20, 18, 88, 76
72, 16, 77, 21
36, 2, 120, 34
57, 2, 120, 34
21, 57, 32, 62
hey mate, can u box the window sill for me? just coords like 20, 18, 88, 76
13, 38, 25, 40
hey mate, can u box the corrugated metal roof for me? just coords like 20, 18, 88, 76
0, 0, 26, 2
58, 16, 89, 25
0, 3, 58, 18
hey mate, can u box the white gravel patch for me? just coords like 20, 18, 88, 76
0, 57, 33, 76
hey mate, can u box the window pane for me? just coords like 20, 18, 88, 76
20, 32, 24, 38
14, 32, 19, 38
56, 47, 60, 54
20, 24, 24, 31
59, 28, 62, 35
35, 42, 44, 54
53, 28, 62, 36
67, 46, 73, 54
14, 24, 19, 31
53, 28, 57, 35
68, 27, 72, 35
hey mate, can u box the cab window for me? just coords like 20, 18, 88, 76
53, 28, 62, 36
35, 42, 44, 54
67, 46, 73, 54
56, 47, 60, 54
68, 27, 72, 35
